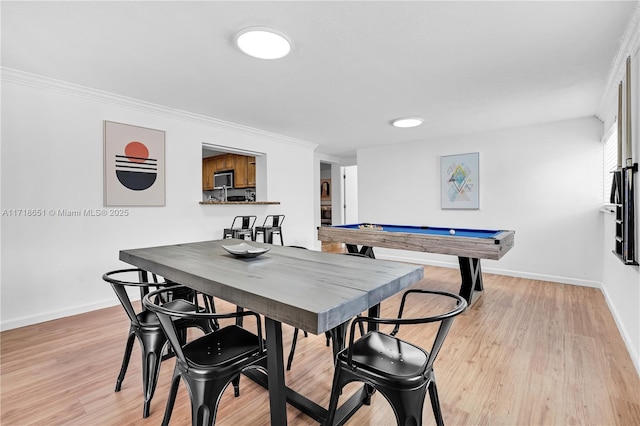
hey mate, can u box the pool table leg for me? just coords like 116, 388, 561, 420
458, 257, 484, 305
345, 244, 376, 258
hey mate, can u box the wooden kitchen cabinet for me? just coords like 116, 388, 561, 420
233, 155, 256, 188
247, 157, 256, 186
234, 155, 248, 188
203, 154, 256, 190
202, 157, 216, 190
214, 154, 234, 172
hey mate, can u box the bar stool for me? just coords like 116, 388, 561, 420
254, 215, 285, 245
223, 215, 257, 240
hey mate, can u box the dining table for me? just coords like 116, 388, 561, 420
119, 239, 424, 425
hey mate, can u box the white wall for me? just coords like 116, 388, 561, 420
599, 45, 640, 374
602, 213, 640, 373
0, 71, 318, 330
357, 117, 604, 286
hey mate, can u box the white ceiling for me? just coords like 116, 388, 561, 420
2, 1, 638, 158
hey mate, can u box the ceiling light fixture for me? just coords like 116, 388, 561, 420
391, 117, 423, 128
235, 27, 292, 59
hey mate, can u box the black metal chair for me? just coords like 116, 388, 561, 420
143, 285, 267, 426
254, 214, 285, 245
223, 215, 257, 240
325, 289, 467, 426
286, 327, 309, 371
103, 269, 217, 418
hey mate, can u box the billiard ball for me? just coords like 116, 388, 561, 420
449, 229, 456, 235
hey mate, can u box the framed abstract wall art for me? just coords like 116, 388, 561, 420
441, 152, 479, 209
104, 121, 165, 206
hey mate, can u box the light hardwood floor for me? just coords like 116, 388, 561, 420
2, 265, 639, 425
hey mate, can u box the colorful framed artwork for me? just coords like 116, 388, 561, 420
441, 152, 479, 209
104, 121, 165, 206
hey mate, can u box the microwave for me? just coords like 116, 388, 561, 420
214, 171, 234, 189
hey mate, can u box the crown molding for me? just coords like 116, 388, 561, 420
596, 2, 640, 121
1, 67, 318, 151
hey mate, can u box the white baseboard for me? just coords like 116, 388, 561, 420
377, 254, 601, 288
0, 299, 118, 332
600, 284, 640, 377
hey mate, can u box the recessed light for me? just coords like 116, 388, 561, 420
235, 27, 292, 59
392, 117, 423, 128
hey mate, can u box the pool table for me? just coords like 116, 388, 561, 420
317, 224, 515, 305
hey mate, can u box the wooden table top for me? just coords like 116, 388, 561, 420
119, 239, 424, 334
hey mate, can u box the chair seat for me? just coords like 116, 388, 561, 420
340, 331, 428, 378
184, 325, 263, 368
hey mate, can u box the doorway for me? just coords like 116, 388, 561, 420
320, 162, 333, 225
343, 166, 358, 224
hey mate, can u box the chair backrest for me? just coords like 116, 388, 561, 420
102, 268, 168, 327
231, 215, 257, 230
143, 285, 265, 366
263, 214, 285, 227
346, 289, 467, 371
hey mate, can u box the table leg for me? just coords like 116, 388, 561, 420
246, 318, 375, 425
367, 304, 380, 333
327, 322, 348, 358
235, 305, 244, 326
363, 304, 380, 404
265, 318, 287, 425
458, 257, 483, 305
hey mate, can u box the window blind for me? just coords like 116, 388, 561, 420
603, 123, 618, 204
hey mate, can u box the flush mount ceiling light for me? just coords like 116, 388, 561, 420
391, 117, 423, 128
235, 27, 292, 59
